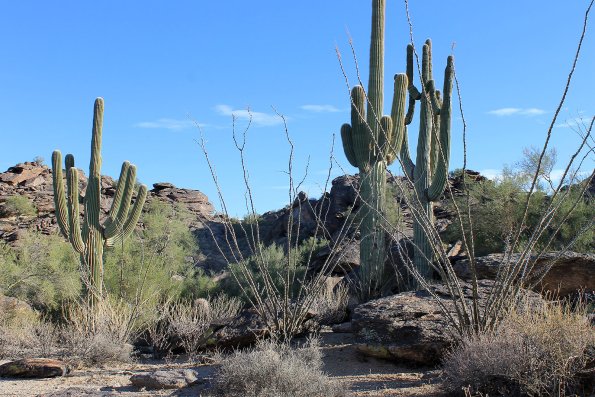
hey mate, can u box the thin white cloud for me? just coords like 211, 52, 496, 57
487, 107, 546, 117
300, 104, 341, 113
215, 104, 284, 127
554, 116, 592, 129
134, 118, 196, 131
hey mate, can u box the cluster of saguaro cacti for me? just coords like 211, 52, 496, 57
340, 0, 408, 298
396, 40, 454, 281
52, 98, 147, 303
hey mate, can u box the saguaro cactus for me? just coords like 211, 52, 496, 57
52, 98, 147, 302
396, 40, 454, 281
340, 0, 408, 298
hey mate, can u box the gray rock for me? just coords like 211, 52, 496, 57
352, 280, 545, 366
453, 251, 595, 298
130, 368, 200, 390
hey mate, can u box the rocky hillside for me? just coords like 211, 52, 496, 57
0, 161, 215, 243
0, 161, 483, 274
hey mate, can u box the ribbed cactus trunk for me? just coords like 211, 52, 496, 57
84, 99, 105, 302
52, 98, 148, 306
340, 0, 408, 299
358, 161, 387, 297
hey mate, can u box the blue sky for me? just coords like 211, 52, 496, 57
1, 1, 593, 216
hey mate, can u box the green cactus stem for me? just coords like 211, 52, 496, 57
395, 40, 454, 282
52, 98, 147, 304
340, 0, 408, 299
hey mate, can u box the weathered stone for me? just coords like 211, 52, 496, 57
351, 280, 545, 366
208, 309, 269, 349
130, 369, 200, 390
453, 251, 595, 297
0, 358, 69, 378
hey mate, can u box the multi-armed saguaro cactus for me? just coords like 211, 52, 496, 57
394, 40, 454, 281
52, 98, 147, 303
340, 0, 408, 298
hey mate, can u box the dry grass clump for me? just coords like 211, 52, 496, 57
310, 284, 349, 326
442, 299, 595, 396
214, 338, 345, 397
145, 295, 243, 359
60, 298, 143, 366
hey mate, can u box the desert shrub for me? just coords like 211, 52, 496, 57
103, 200, 208, 308
1, 195, 36, 217
60, 298, 142, 366
214, 338, 345, 397
443, 170, 594, 255
164, 300, 211, 359
442, 300, 595, 396
224, 237, 329, 303
0, 232, 80, 311
309, 283, 349, 326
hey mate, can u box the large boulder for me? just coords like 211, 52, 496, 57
351, 280, 545, 366
0, 358, 69, 378
453, 251, 595, 298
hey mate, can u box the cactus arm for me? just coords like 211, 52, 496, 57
350, 86, 372, 170
425, 39, 433, 81
399, 127, 415, 180
405, 44, 417, 125
387, 73, 408, 164
427, 56, 454, 201
378, 116, 393, 161
105, 184, 148, 247
51, 151, 70, 240
66, 167, 85, 254
421, 42, 431, 85
104, 161, 130, 231
103, 165, 136, 239
341, 124, 358, 168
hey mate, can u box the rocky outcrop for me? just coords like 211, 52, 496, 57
453, 251, 595, 297
0, 162, 214, 244
0, 358, 70, 378
351, 280, 545, 366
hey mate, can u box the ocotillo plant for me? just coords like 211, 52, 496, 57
340, 0, 407, 299
52, 98, 147, 303
396, 40, 454, 281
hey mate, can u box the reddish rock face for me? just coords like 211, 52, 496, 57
0, 162, 215, 244
0, 358, 70, 378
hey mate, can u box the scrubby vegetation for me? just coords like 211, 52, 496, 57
214, 338, 345, 397
442, 300, 595, 396
443, 162, 595, 256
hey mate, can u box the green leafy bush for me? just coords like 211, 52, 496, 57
443, 171, 594, 255
103, 199, 210, 307
223, 237, 329, 302
0, 232, 80, 310
2, 195, 37, 217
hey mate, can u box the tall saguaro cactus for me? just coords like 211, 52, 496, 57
396, 40, 454, 281
340, 0, 408, 299
52, 98, 147, 303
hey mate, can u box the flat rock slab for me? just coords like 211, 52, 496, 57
0, 358, 69, 378
130, 368, 200, 390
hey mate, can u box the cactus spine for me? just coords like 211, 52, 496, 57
52, 98, 148, 303
396, 40, 454, 281
340, 0, 408, 298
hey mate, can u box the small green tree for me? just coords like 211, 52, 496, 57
2, 196, 36, 217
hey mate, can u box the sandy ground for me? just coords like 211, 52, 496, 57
0, 330, 446, 397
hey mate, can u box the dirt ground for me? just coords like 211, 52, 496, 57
0, 330, 446, 397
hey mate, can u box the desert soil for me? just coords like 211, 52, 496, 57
0, 330, 445, 397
